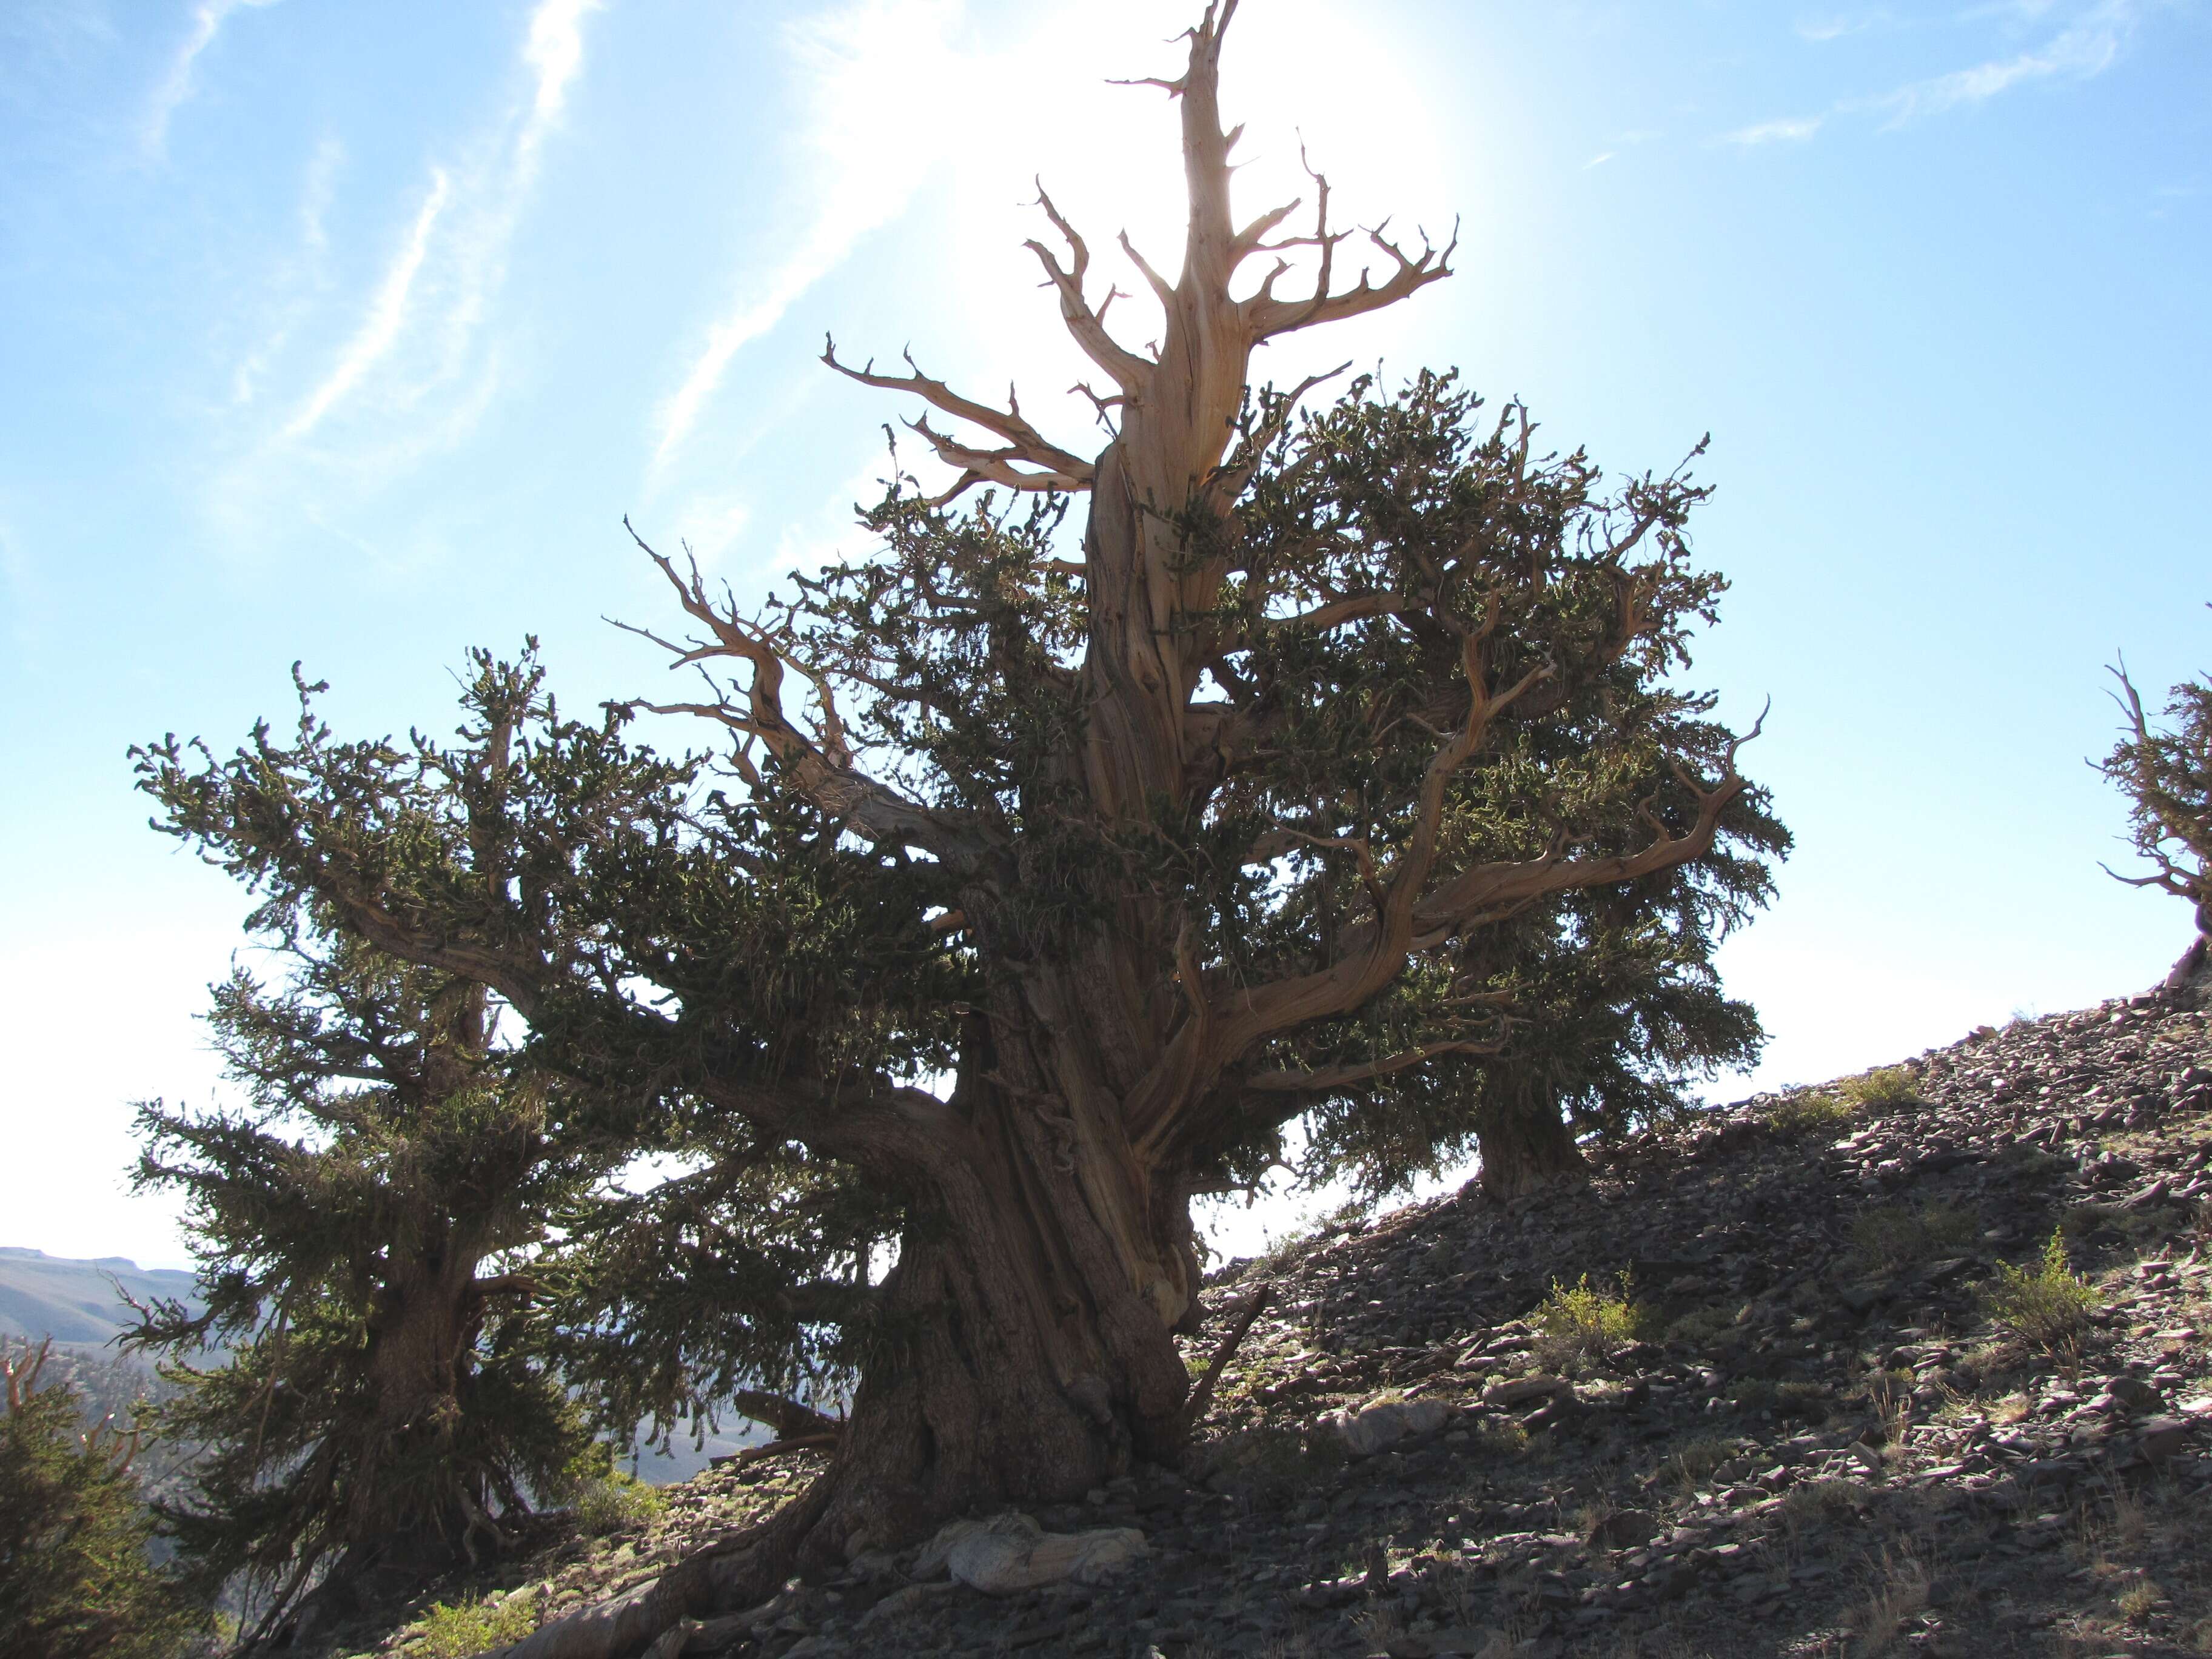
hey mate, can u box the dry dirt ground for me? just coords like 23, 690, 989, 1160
330, 985, 2212, 1659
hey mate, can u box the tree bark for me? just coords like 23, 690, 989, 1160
2165, 930, 2210, 994
797, 996, 1196, 1570
1475, 1097, 1586, 1199
485, 999, 1204, 1659
278, 1250, 501, 1649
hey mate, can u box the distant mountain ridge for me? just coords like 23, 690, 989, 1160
0, 1246, 202, 1344
0, 1245, 749, 1483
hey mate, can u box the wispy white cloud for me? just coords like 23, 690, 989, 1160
1728, 0, 2158, 147
1874, 0, 2139, 123
144, 0, 283, 158
231, 135, 344, 407
283, 168, 450, 440
221, 0, 600, 521
1726, 115, 1826, 145
651, 0, 969, 474
1797, 14, 1873, 41
519, 0, 600, 176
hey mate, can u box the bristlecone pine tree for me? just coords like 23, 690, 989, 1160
127, 661, 649, 1647
138, 6, 1782, 1651
2102, 618, 2212, 987
0, 1339, 208, 1659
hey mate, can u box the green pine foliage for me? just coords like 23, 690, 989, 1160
0, 1340, 209, 1659
1985, 1228, 2097, 1350
123, 660, 666, 1637
1124, 374, 1786, 1196
135, 375, 1785, 1448
2102, 625, 2212, 948
134, 648, 920, 1469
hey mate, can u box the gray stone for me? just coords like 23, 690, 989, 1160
1324, 1397, 1451, 1456
1483, 1374, 1574, 1410
2139, 1416, 2197, 1463
2106, 1374, 2165, 1413
1589, 1508, 1660, 1548
911, 1512, 1147, 1594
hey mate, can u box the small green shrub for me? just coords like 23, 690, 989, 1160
1666, 1435, 1732, 1489
1769, 1090, 1854, 1133
1664, 1304, 1737, 1347
1475, 1418, 1530, 1456
1847, 1201, 1979, 1275
2060, 1199, 2174, 1245
1839, 1066, 1923, 1111
414, 1594, 538, 1658
1984, 1228, 2097, 1350
2118, 1578, 2163, 1624
1775, 1380, 1832, 1422
1996, 1142, 2070, 1178
1724, 1376, 1825, 1419
1531, 1272, 1641, 1371
571, 1470, 665, 1536
1782, 1479, 1860, 1525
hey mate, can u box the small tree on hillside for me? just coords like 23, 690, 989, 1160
2101, 628, 2212, 988
125, 659, 658, 1647
0, 1339, 208, 1659
135, 7, 1782, 1649
1322, 866, 1774, 1202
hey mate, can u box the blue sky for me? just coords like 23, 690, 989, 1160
1, 0, 2206, 1270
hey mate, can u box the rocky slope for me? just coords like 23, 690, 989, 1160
327, 986, 2212, 1659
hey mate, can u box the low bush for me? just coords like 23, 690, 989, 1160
1725, 1378, 1832, 1422
571, 1470, 665, 1536
1769, 1090, 1854, 1133
1474, 1418, 1532, 1457
1781, 1479, 1862, 1526
1838, 1065, 1923, 1111
1984, 1228, 2097, 1350
1530, 1272, 1642, 1372
414, 1594, 538, 1658
1666, 1435, 1732, 1489
1663, 1304, 1738, 1347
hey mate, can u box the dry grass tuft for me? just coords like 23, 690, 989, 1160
1846, 1201, 1979, 1276
1849, 1546, 1931, 1657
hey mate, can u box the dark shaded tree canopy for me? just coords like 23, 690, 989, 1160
0, 1340, 208, 1659
2102, 617, 2212, 984
126, 656, 667, 1646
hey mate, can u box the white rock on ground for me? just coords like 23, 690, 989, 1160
911, 1512, 1147, 1594
1322, 1396, 1450, 1456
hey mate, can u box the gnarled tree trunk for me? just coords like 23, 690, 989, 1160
801, 993, 1199, 1570
277, 1253, 499, 1647
1473, 1096, 1586, 1199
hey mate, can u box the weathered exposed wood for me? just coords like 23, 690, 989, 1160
1178, 1282, 1270, 1432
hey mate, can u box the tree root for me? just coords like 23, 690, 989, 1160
1178, 1282, 1269, 1433
483, 1476, 833, 1659
708, 1432, 840, 1472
